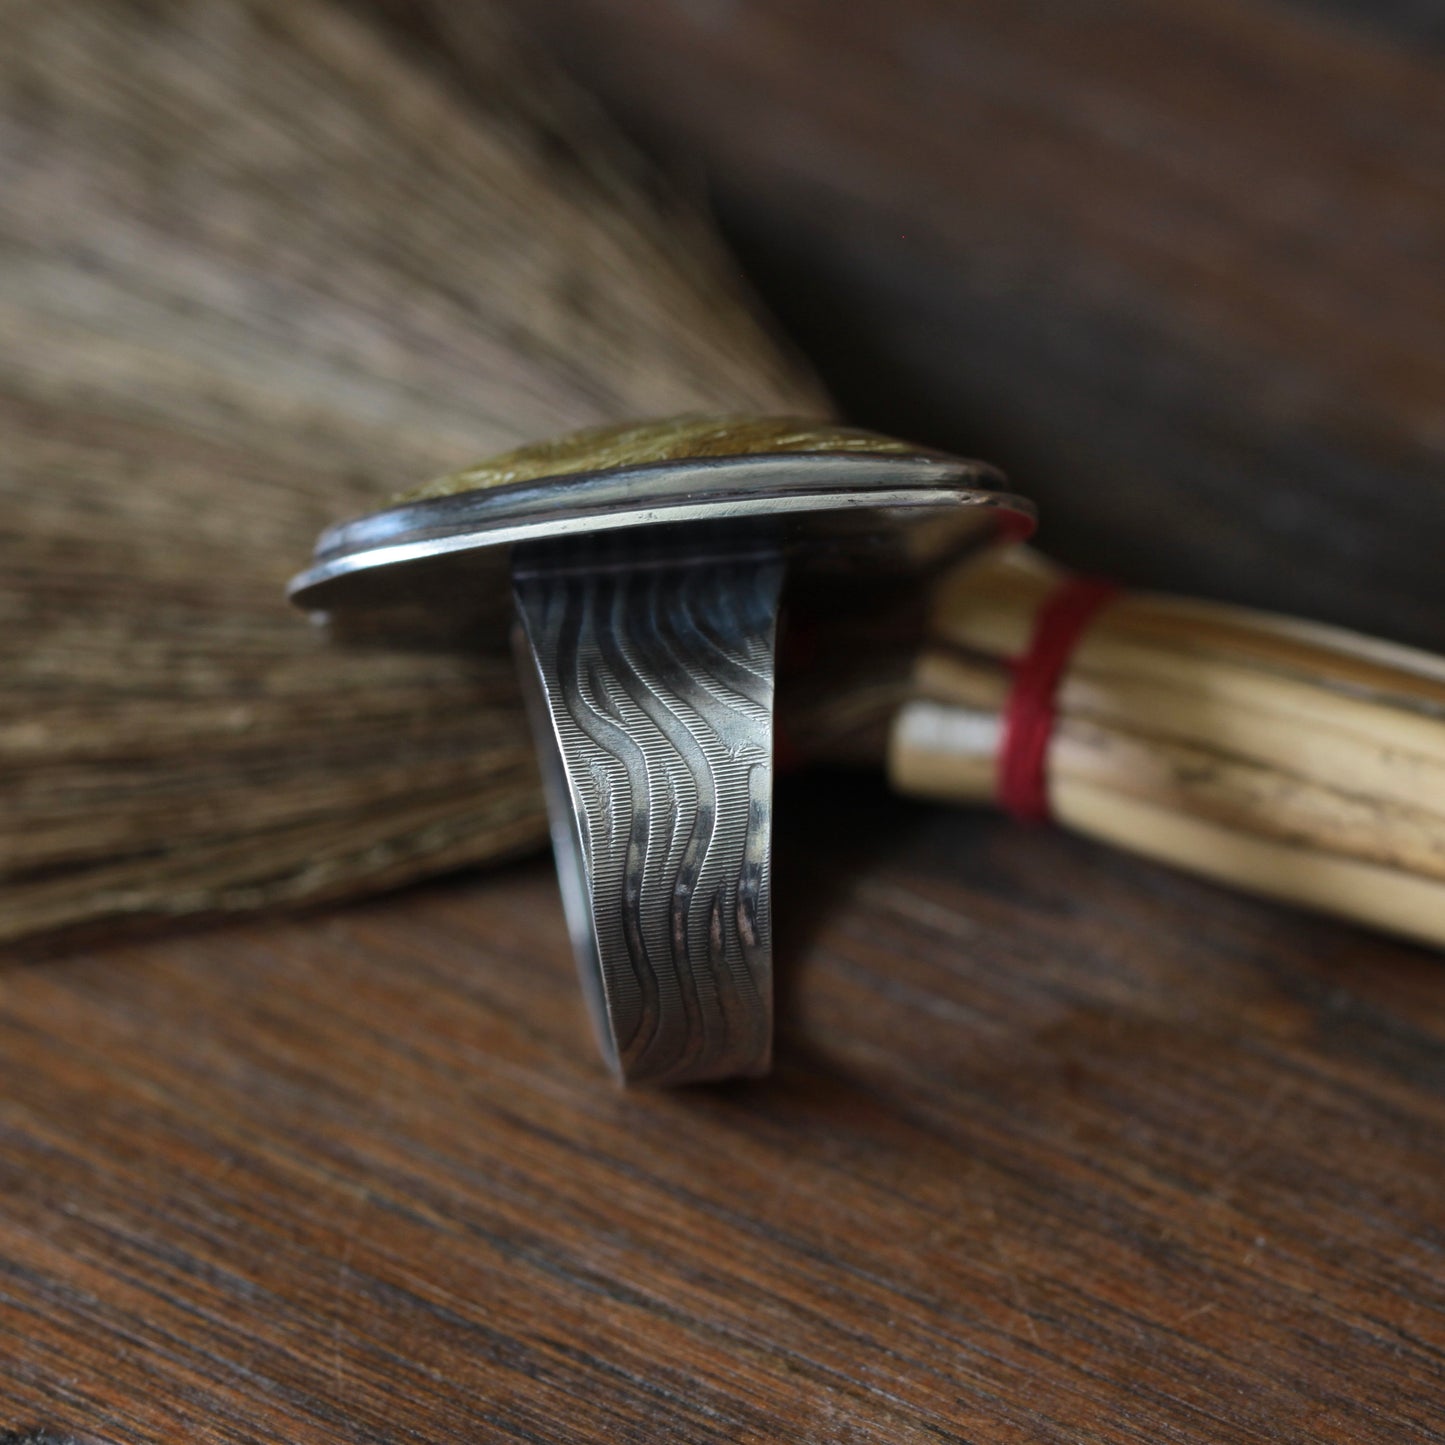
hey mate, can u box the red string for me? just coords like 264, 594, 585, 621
997, 576, 1119, 823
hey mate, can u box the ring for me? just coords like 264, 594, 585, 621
289, 416, 1033, 1084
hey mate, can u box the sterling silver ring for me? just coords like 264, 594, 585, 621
289, 417, 1034, 1085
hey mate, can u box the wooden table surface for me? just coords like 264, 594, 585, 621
5, 0, 1445, 1440
5, 775, 1443, 1442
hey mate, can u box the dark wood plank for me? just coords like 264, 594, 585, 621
3, 778, 1443, 1442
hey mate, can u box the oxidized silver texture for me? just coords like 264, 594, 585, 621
289, 448, 1033, 1085
514, 546, 781, 1083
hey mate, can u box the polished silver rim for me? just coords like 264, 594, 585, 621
287, 450, 1031, 613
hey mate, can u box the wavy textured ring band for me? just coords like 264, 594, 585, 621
514, 549, 782, 1082
288, 415, 1034, 1085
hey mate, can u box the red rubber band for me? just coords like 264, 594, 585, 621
997, 576, 1119, 823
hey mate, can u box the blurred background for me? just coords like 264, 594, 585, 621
374, 0, 1445, 645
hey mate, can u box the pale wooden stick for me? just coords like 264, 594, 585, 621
1059, 784, 1445, 951
889, 547, 1445, 948
909, 645, 1445, 821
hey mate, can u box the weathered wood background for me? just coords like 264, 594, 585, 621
3, 0, 1443, 1440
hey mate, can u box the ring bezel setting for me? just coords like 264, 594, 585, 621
290, 425, 1034, 1084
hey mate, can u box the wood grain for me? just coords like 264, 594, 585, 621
3, 780, 1443, 1442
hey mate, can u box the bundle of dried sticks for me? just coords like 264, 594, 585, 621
4, 0, 1444, 951
0, 0, 815, 943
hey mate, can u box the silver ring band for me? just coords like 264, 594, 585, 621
512, 543, 782, 1084
287, 419, 1037, 1085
